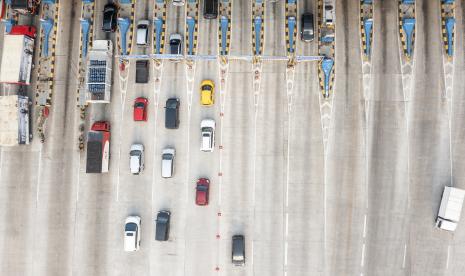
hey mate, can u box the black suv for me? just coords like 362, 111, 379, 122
165, 98, 180, 129
102, 3, 118, 32
155, 210, 171, 241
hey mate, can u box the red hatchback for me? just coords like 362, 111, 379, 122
195, 178, 210, 206
133, 97, 148, 121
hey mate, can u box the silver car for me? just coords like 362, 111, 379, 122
172, 0, 185, 6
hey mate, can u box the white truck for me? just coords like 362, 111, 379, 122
436, 186, 465, 232
0, 33, 34, 85
85, 40, 113, 103
0, 95, 30, 146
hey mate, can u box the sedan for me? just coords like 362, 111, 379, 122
133, 97, 148, 121
124, 216, 141, 251
195, 178, 210, 206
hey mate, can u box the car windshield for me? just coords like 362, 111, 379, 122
202, 85, 212, 91
202, 133, 211, 138
162, 153, 173, 160
197, 185, 208, 191
125, 222, 137, 232
130, 150, 141, 156
135, 102, 145, 108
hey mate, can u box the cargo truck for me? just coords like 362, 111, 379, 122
86, 121, 110, 173
0, 26, 35, 85
85, 40, 113, 103
0, 95, 30, 146
436, 186, 465, 232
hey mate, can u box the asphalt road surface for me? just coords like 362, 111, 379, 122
1, 0, 465, 276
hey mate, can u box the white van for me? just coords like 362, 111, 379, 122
323, 0, 335, 25
130, 144, 144, 175
136, 20, 150, 46
161, 148, 175, 178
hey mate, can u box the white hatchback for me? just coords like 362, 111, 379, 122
124, 216, 141, 252
200, 119, 215, 152
130, 144, 144, 175
136, 20, 150, 46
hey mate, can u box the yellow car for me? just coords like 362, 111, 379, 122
200, 80, 214, 106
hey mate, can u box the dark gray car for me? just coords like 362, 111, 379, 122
301, 13, 314, 42
232, 235, 245, 266
165, 98, 180, 129
155, 210, 171, 241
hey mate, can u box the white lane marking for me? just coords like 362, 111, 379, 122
361, 243, 366, 267
116, 95, 126, 202
402, 243, 407, 268
151, 95, 160, 204
36, 146, 43, 204
284, 241, 288, 265
285, 213, 289, 237
76, 152, 81, 202
446, 245, 451, 269
363, 214, 367, 238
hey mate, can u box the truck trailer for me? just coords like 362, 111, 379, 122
86, 121, 110, 173
0, 26, 35, 85
436, 186, 465, 232
0, 95, 30, 146
85, 40, 113, 103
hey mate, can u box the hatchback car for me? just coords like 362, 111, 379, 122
133, 97, 148, 121
200, 80, 214, 106
301, 13, 314, 42
136, 20, 150, 46
165, 98, 180, 129
102, 3, 118, 32
169, 33, 183, 58
124, 216, 141, 252
195, 178, 210, 206
161, 148, 175, 178
200, 119, 215, 152
130, 144, 144, 175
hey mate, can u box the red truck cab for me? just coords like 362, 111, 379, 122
86, 121, 111, 173
9, 25, 36, 38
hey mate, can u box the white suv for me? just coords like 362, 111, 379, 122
124, 216, 141, 252
130, 144, 144, 175
200, 119, 215, 152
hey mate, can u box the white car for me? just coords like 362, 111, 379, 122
124, 216, 141, 252
161, 148, 175, 178
200, 119, 215, 152
130, 144, 144, 175
136, 20, 150, 46
172, 0, 185, 6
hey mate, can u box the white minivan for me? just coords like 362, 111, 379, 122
130, 144, 144, 175
136, 20, 150, 46
161, 148, 175, 178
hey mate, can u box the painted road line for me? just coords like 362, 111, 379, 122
402, 244, 407, 268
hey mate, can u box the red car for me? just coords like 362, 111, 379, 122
195, 178, 210, 206
133, 97, 148, 121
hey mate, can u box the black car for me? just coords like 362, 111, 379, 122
203, 0, 218, 19
165, 98, 180, 129
301, 13, 314, 42
155, 210, 171, 241
135, 60, 149, 84
102, 3, 118, 33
